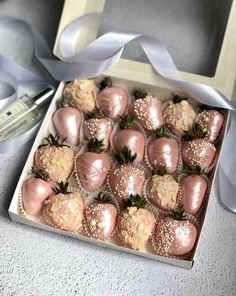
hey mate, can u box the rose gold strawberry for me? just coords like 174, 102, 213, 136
152, 209, 197, 256
84, 192, 118, 240
34, 134, 74, 183
182, 138, 216, 170
112, 115, 145, 163
22, 168, 53, 215
43, 182, 84, 233
108, 147, 145, 204
83, 107, 113, 151
117, 194, 155, 250
75, 138, 111, 192
180, 170, 207, 215
129, 88, 163, 131
96, 77, 128, 120
53, 106, 82, 146
194, 109, 224, 142
147, 126, 179, 173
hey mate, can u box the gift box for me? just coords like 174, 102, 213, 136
8, 0, 235, 269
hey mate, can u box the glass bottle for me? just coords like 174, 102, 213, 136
0, 87, 54, 142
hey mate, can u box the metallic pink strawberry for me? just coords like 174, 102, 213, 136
53, 106, 82, 146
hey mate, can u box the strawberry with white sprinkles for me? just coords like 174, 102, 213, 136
129, 88, 163, 131
194, 109, 224, 142
152, 209, 197, 256
108, 147, 145, 204
182, 138, 216, 170
83, 107, 113, 151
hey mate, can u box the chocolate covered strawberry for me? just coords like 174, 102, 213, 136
63, 79, 96, 113
53, 106, 82, 146
117, 194, 155, 251
180, 170, 207, 215
152, 209, 197, 256
84, 192, 118, 240
129, 88, 163, 131
83, 107, 113, 150
194, 109, 224, 142
147, 126, 179, 173
108, 147, 145, 204
22, 168, 53, 216
96, 77, 128, 120
113, 115, 145, 163
34, 134, 74, 183
147, 169, 179, 211
182, 138, 216, 170
163, 94, 196, 136
75, 138, 111, 192
43, 182, 84, 233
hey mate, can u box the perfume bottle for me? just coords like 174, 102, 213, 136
0, 87, 54, 142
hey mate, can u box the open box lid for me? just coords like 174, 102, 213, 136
54, 0, 236, 98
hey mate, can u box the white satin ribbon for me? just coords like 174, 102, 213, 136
0, 13, 236, 212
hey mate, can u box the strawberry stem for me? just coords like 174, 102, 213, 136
95, 192, 112, 203
53, 181, 70, 195
132, 88, 147, 100
98, 76, 113, 91
39, 133, 69, 148
31, 167, 49, 180
156, 125, 167, 138
119, 115, 134, 129
87, 138, 104, 153
168, 208, 186, 220
114, 146, 137, 164
192, 123, 207, 138
124, 194, 146, 209
85, 106, 105, 120
183, 164, 204, 175
172, 93, 188, 104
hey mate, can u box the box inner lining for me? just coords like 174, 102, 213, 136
98, 0, 233, 77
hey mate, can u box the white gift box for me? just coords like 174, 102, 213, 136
8, 0, 234, 268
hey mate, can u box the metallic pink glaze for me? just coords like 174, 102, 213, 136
52, 107, 82, 146
130, 96, 163, 131
147, 137, 179, 173
113, 129, 145, 163
195, 110, 224, 142
22, 178, 53, 215
97, 87, 128, 120
84, 202, 117, 240
108, 164, 145, 203
153, 217, 197, 256
182, 139, 216, 170
83, 118, 113, 150
76, 152, 111, 191
181, 175, 207, 214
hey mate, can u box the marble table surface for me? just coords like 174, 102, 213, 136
0, 1, 236, 295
